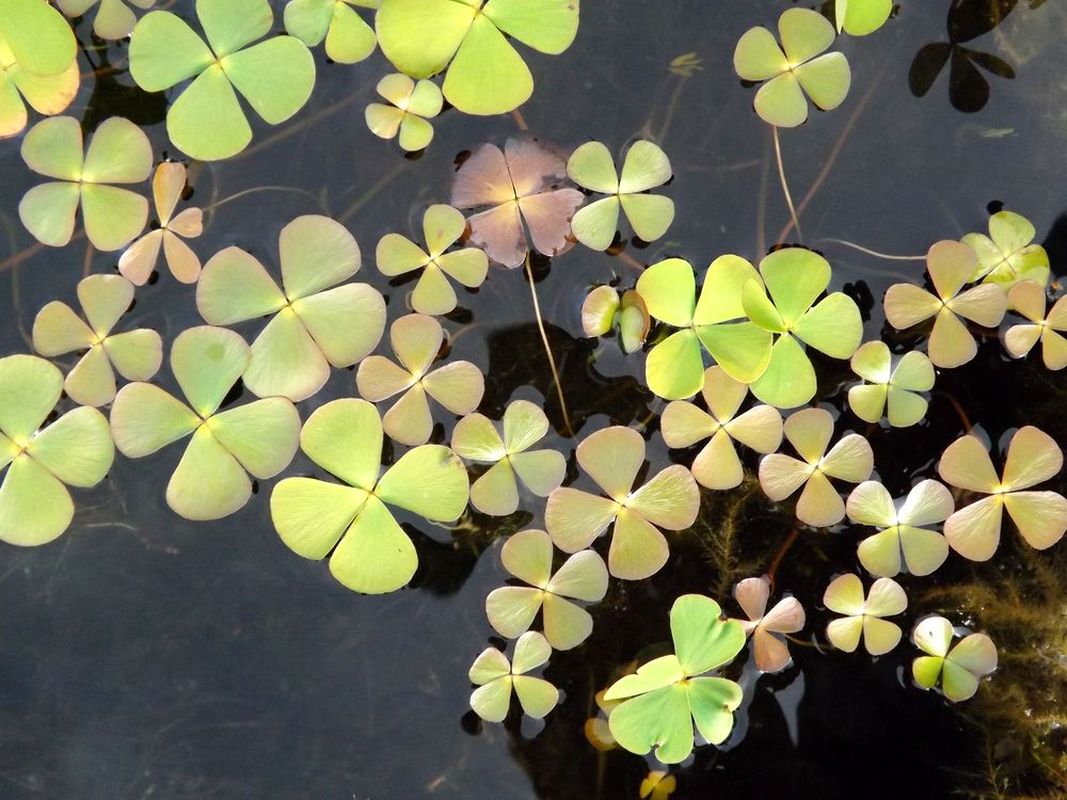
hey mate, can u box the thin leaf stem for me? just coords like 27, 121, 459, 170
524, 255, 574, 437
816, 238, 926, 261
772, 126, 802, 243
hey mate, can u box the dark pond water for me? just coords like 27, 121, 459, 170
0, 1, 1065, 798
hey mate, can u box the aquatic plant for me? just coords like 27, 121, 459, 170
733, 8, 851, 128
451, 400, 564, 516
129, 0, 315, 160
583, 689, 619, 751
661, 366, 783, 491
732, 575, 805, 673
451, 137, 584, 267
566, 140, 674, 250
110, 326, 301, 521
847, 341, 935, 427
365, 73, 443, 152
270, 398, 469, 593
758, 407, 873, 527
0, 0, 78, 79
0, 354, 114, 546
911, 615, 997, 702
118, 162, 203, 285
356, 313, 484, 446
284, 0, 377, 64
484, 528, 607, 649
376, 0, 580, 115
636, 254, 767, 400
376, 204, 488, 315
580, 286, 650, 354
835, 0, 893, 36
545, 426, 699, 580
1003, 280, 1067, 370
197, 215, 384, 402
604, 595, 745, 764
937, 426, 1067, 560
640, 772, 677, 800
961, 209, 1050, 287
884, 240, 1008, 369
19, 116, 151, 250
469, 630, 558, 722
57, 0, 154, 40
0, 30, 79, 139
739, 248, 863, 408
846, 479, 953, 577
823, 573, 907, 655
32, 274, 162, 407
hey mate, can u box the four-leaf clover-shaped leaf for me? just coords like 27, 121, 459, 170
451, 400, 565, 516
605, 595, 746, 764
485, 528, 607, 650
884, 240, 1007, 368
732, 576, 805, 673
270, 398, 469, 594
848, 340, 935, 427
823, 573, 907, 655
356, 313, 484, 446
32, 274, 162, 407
739, 248, 863, 408
0, 29, 79, 139
284, 0, 377, 64
365, 73, 444, 152
57, 0, 155, 41
451, 137, 584, 268
197, 215, 385, 402
129, 0, 315, 161
961, 209, 1050, 287
1003, 280, 1067, 370
110, 326, 301, 521
376, 204, 488, 315
636, 254, 770, 400
566, 140, 675, 250
733, 8, 852, 128
846, 479, 953, 577
545, 426, 699, 580
661, 365, 783, 490
937, 426, 1067, 561
119, 162, 203, 285
19, 115, 151, 250
759, 407, 873, 527
911, 615, 997, 702
469, 630, 559, 722
0, 355, 114, 546
376, 0, 580, 116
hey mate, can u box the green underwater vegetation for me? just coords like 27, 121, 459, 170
0, 0, 1065, 796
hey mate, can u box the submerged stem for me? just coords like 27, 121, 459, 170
817, 238, 926, 261
772, 127, 802, 243
766, 525, 800, 585
524, 254, 574, 437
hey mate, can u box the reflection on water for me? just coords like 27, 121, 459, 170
0, 0, 1065, 798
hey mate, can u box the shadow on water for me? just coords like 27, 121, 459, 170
0, 0, 1065, 798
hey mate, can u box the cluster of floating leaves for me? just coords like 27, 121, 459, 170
1, 0, 1064, 790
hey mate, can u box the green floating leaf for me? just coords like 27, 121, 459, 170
198, 215, 384, 402
284, 0, 376, 64
835, 0, 892, 36
57, 0, 157, 41
19, 116, 152, 251
33, 274, 162, 407
376, 0, 579, 115
961, 209, 1050, 288
3, 0, 78, 77
567, 140, 674, 250
823, 573, 906, 655
271, 398, 469, 594
846, 479, 952, 577
130, 0, 315, 161
0, 31, 80, 140
733, 8, 851, 128
1004, 281, 1067, 370
365, 73, 443, 152
0, 354, 114, 546
110, 326, 301, 521
469, 631, 559, 722
605, 595, 745, 764
911, 615, 997, 702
